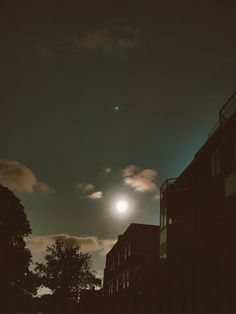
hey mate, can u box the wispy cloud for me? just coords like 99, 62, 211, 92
87, 191, 103, 200
76, 181, 102, 200
35, 25, 140, 59
76, 182, 95, 193
72, 26, 139, 54
26, 234, 116, 255
99, 239, 117, 255
0, 159, 54, 194
122, 165, 158, 193
100, 165, 112, 176
26, 234, 101, 253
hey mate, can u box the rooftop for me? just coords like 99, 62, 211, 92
106, 223, 159, 257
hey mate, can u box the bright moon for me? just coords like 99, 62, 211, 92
116, 200, 128, 213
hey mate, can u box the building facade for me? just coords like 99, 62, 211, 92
160, 91, 236, 314
79, 289, 102, 314
103, 223, 160, 314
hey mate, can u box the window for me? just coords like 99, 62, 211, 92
160, 227, 167, 245
160, 207, 167, 229
110, 259, 115, 272
122, 269, 130, 289
116, 278, 119, 292
117, 253, 120, 266
160, 241, 167, 259
128, 242, 131, 256
225, 170, 236, 198
124, 246, 127, 260
211, 147, 220, 176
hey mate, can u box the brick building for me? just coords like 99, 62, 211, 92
103, 223, 160, 314
160, 91, 236, 314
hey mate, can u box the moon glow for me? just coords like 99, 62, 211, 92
116, 200, 128, 213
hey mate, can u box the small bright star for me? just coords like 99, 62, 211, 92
114, 106, 120, 111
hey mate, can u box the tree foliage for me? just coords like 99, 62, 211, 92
35, 239, 101, 305
0, 185, 37, 312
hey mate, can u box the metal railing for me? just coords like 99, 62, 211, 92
208, 90, 236, 137
160, 178, 177, 198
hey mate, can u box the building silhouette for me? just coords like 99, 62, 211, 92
103, 223, 160, 314
79, 289, 102, 314
160, 91, 236, 314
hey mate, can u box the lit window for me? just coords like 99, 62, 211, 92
122, 269, 130, 289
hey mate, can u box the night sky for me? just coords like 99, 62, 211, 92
1, 0, 236, 283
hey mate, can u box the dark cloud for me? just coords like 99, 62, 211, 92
0, 160, 54, 194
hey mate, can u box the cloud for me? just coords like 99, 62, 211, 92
26, 234, 101, 253
154, 191, 160, 200
99, 239, 117, 255
26, 234, 116, 256
34, 25, 139, 60
76, 182, 102, 200
87, 191, 103, 200
0, 159, 54, 194
122, 164, 139, 177
122, 165, 158, 193
96, 270, 104, 281
72, 25, 139, 54
100, 166, 112, 176
76, 182, 95, 193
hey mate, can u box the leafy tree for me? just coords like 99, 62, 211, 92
0, 185, 37, 313
35, 239, 101, 308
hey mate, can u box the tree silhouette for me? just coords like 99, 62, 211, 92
35, 239, 101, 311
0, 185, 37, 313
